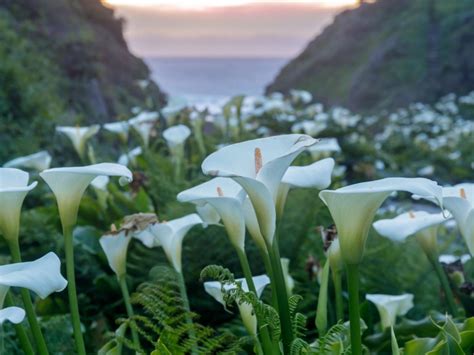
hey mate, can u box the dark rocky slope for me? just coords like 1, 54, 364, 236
267, 0, 474, 112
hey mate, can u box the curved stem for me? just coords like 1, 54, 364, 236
4, 293, 34, 355
118, 276, 141, 351
346, 263, 362, 355
176, 272, 198, 355
430, 258, 458, 317
332, 269, 344, 322
266, 239, 293, 354
8, 240, 49, 355
63, 225, 86, 355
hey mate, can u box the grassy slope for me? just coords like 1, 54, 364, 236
267, 0, 474, 113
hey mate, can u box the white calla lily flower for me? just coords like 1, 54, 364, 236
3, 151, 52, 171
148, 214, 203, 273
366, 294, 414, 330
0, 252, 67, 303
56, 125, 100, 159
242, 197, 267, 253
307, 138, 341, 160
442, 184, 474, 255
0, 307, 26, 325
118, 147, 143, 167
439, 254, 471, 264
128, 111, 158, 147
277, 158, 335, 217
178, 178, 246, 251
195, 204, 221, 227
204, 274, 270, 335
163, 124, 191, 150
103, 121, 130, 143
0, 168, 37, 242
202, 134, 317, 245
319, 178, 443, 265
373, 211, 448, 255
99, 230, 132, 278
40, 163, 133, 228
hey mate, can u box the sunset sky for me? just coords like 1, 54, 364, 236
103, 0, 357, 58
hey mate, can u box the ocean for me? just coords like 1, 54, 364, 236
145, 57, 288, 106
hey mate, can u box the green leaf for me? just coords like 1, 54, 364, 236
391, 327, 400, 355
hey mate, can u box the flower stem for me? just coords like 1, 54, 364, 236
346, 263, 362, 355
267, 239, 293, 354
118, 276, 141, 351
430, 257, 458, 317
4, 293, 34, 355
8, 240, 49, 355
236, 248, 278, 354
332, 269, 344, 322
176, 271, 198, 354
63, 225, 86, 355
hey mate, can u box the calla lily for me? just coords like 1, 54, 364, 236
204, 275, 270, 335
0, 307, 25, 325
373, 211, 448, 255
280, 258, 294, 295
99, 230, 132, 278
441, 183, 474, 255
308, 138, 341, 160
103, 121, 130, 143
195, 204, 221, 227
0, 252, 67, 302
242, 197, 267, 253
3, 151, 52, 171
56, 125, 100, 159
277, 158, 335, 218
40, 163, 133, 228
366, 294, 414, 330
439, 254, 471, 264
128, 111, 158, 147
163, 124, 191, 152
0, 168, 37, 242
319, 178, 443, 265
118, 147, 143, 167
148, 214, 203, 273
202, 134, 317, 245
177, 178, 246, 251
121, 213, 159, 248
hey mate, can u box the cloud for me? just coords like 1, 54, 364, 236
112, 3, 347, 57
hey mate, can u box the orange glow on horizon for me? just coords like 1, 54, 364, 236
103, 0, 358, 9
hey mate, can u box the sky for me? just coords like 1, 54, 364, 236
103, 0, 357, 58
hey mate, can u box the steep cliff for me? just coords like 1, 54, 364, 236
267, 0, 474, 112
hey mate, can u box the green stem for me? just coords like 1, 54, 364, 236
236, 248, 278, 354
267, 239, 293, 354
430, 257, 458, 317
8, 241, 49, 355
4, 293, 34, 355
332, 270, 344, 322
346, 264, 362, 355
176, 272, 198, 354
118, 276, 141, 351
261, 251, 278, 310
63, 225, 86, 355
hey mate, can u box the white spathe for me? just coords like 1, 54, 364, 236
366, 294, 414, 330
0, 307, 26, 325
439, 254, 471, 264
204, 274, 270, 335
118, 147, 143, 167
319, 178, 443, 265
177, 178, 246, 251
277, 158, 335, 217
56, 125, 100, 158
99, 230, 132, 278
148, 214, 203, 273
202, 134, 317, 245
308, 138, 341, 160
103, 121, 130, 142
40, 163, 133, 228
442, 184, 474, 255
3, 151, 52, 171
0, 252, 67, 304
0, 168, 38, 242
128, 111, 158, 147
163, 124, 191, 149
281, 258, 295, 295
373, 211, 448, 253
195, 204, 221, 227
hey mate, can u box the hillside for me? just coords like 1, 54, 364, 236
267, 0, 474, 112
0, 0, 166, 161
